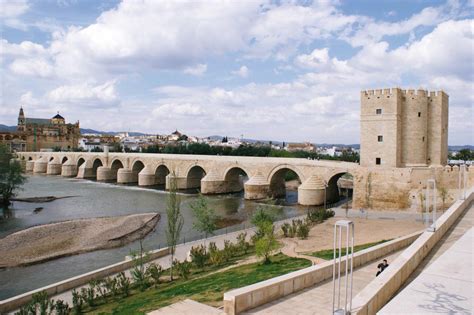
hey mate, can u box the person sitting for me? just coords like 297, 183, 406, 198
376, 259, 389, 276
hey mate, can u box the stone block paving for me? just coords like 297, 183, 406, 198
242, 251, 402, 315
379, 203, 473, 314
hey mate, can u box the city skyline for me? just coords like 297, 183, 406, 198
1, 0, 473, 144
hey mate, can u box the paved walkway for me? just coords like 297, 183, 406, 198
379, 203, 473, 314
242, 251, 402, 314
148, 299, 223, 315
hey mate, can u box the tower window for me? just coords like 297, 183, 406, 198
376, 108, 382, 114
378, 135, 383, 142
376, 158, 381, 165
422, 136, 425, 142
418, 112, 421, 117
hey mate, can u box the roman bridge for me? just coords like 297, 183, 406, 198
17, 151, 359, 206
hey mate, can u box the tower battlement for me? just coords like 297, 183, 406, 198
361, 88, 447, 99
360, 87, 449, 168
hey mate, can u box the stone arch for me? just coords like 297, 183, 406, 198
186, 165, 206, 191
61, 156, 68, 164
110, 159, 124, 179
154, 164, 170, 186
326, 171, 354, 203
224, 166, 249, 193
77, 157, 86, 168
132, 160, 145, 171
91, 158, 103, 177
268, 165, 303, 200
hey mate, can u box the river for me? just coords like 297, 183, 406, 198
0, 174, 304, 300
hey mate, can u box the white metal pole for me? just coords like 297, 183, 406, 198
349, 224, 354, 312
344, 226, 349, 314
337, 226, 342, 309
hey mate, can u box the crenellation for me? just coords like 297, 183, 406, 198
416, 89, 427, 96
383, 88, 391, 95
375, 89, 383, 95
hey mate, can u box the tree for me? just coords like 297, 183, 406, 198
255, 221, 278, 264
0, 144, 26, 207
165, 172, 184, 281
190, 194, 217, 240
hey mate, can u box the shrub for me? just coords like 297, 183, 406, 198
173, 259, 192, 280
31, 291, 51, 314
236, 232, 250, 254
281, 223, 290, 237
104, 276, 119, 297
82, 285, 95, 306
72, 289, 83, 314
54, 299, 70, 315
116, 272, 131, 297
307, 208, 335, 223
296, 222, 310, 239
146, 263, 163, 286
189, 245, 209, 268
222, 240, 236, 262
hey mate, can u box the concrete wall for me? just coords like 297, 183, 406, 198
0, 247, 170, 314
350, 188, 473, 315
223, 231, 422, 315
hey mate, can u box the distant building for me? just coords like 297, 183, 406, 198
285, 142, 316, 152
1, 108, 80, 152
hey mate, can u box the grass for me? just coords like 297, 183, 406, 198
308, 239, 392, 260
86, 253, 311, 315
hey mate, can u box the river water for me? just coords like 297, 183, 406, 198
0, 174, 304, 300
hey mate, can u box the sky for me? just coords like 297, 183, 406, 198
0, 0, 473, 144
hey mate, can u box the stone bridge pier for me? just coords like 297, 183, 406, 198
17, 152, 358, 207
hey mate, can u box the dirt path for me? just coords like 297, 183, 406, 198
278, 215, 424, 263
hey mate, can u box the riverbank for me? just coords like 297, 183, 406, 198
0, 213, 160, 268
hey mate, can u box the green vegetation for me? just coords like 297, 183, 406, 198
250, 205, 279, 264
165, 173, 184, 280
190, 194, 217, 239
86, 254, 310, 314
0, 144, 27, 208
142, 143, 359, 162
449, 148, 474, 161
308, 239, 392, 260
281, 209, 334, 240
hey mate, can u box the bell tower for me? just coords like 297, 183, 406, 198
17, 107, 25, 132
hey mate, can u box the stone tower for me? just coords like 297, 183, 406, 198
17, 107, 25, 132
360, 88, 448, 168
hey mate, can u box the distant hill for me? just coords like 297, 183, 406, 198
0, 124, 17, 132
80, 128, 147, 136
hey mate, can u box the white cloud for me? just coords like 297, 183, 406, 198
0, 0, 29, 18
0, 0, 30, 30
183, 64, 207, 76
152, 103, 204, 117
47, 81, 119, 106
9, 58, 54, 77
232, 65, 249, 78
